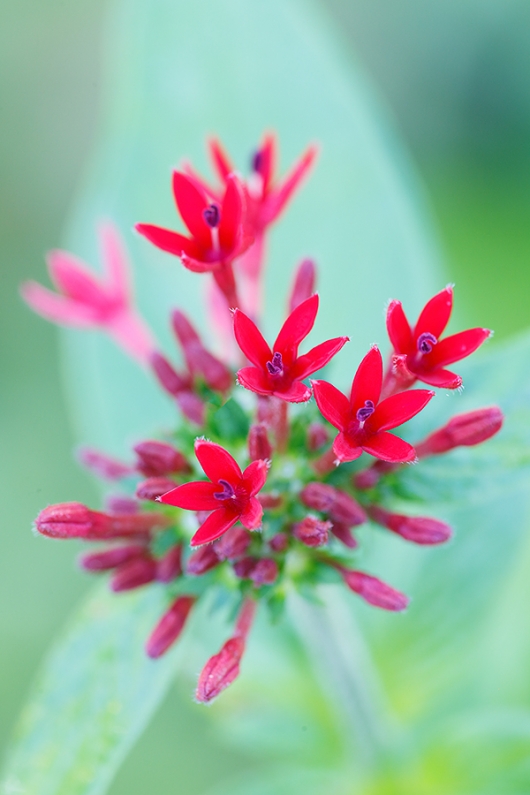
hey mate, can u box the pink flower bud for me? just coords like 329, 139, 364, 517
353, 461, 395, 490
105, 495, 139, 514
156, 544, 183, 582
300, 483, 367, 527
186, 545, 220, 575
288, 258, 316, 313
248, 424, 272, 462
110, 554, 157, 591
136, 477, 177, 501
77, 447, 133, 481
35, 502, 168, 540
79, 543, 146, 571
306, 422, 329, 452
341, 569, 409, 611
234, 557, 278, 585
213, 527, 251, 561
330, 521, 358, 548
145, 595, 195, 659
369, 506, 452, 545
293, 516, 330, 547
134, 440, 190, 477
257, 492, 283, 509
233, 556, 258, 579
171, 310, 232, 392
300, 482, 335, 512
415, 407, 504, 457
195, 636, 245, 703
312, 447, 337, 476
150, 351, 190, 395
175, 390, 206, 426
269, 532, 289, 552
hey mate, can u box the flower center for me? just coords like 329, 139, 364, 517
417, 332, 437, 354
266, 352, 284, 377
203, 203, 221, 228
213, 479, 236, 501
356, 400, 375, 424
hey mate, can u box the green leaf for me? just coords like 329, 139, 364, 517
0, 584, 183, 795
208, 399, 250, 442
60, 0, 442, 453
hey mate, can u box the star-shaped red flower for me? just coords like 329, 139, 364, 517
234, 294, 348, 403
386, 286, 491, 389
312, 346, 434, 463
159, 440, 269, 546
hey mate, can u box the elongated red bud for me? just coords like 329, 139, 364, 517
136, 476, 176, 501
369, 506, 452, 545
248, 424, 272, 461
110, 554, 157, 591
146, 595, 195, 658
288, 258, 316, 313
134, 440, 191, 476
172, 310, 232, 392
306, 422, 329, 452
150, 351, 190, 395
156, 544, 183, 582
300, 483, 367, 527
213, 527, 251, 561
330, 521, 358, 548
353, 460, 395, 490
77, 447, 133, 481
35, 503, 169, 540
341, 569, 409, 611
415, 407, 504, 457
175, 390, 206, 426
186, 545, 220, 575
269, 532, 289, 552
234, 556, 278, 585
105, 495, 138, 514
79, 543, 146, 572
195, 636, 245, 703
257, 492, 283, 509
293, 516, 330, 547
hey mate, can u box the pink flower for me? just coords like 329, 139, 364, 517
21, 223, 155, 364
312, 346, 434, 463
234, 294, 348, 403
158, 440, 269, 546
386, 286, 492, 389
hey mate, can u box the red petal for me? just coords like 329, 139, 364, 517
195, 439, 242, 483
219, 175, 243, 255
293, 336, 349, 380
414, 286, 453, 339
332, 432, 363, 463
191, 509, 239, 546
349, 346, 383, 411
274, 294, 319, 357
180, 253, 216, 274
172, 172, 212, 250
208, 138, 234, 182
237, 366, 273, 396
21, 283, 99, 326
242, 460, 269, 496
158, 481, 219, 510
47, 250, 108, 307
266, 145, 318, 224
233, 309, 272, 367
362, 432, 417, 463
427, 328, 491, 367
135, 224, 201, 259
99, 223, 131, 304
274, 381, 312, 403
413, 368, 462, 389
288, 258, 316, 313
257, 133, 276, 192
312, 380, 350, 430
370, 389, 434, 432
386, 300, 413, 354
239, 497, 263, 530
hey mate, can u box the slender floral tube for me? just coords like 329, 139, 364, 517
145, 595, 196, 659
368, 505, 452, 545
35, 502, 169, 540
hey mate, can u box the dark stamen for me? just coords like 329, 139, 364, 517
251, 149, 263, 173
266, 352, 284, 377
203, 203, 221, 228
417, 332, 437, 354
356, 400, 375, 423
213, 479, 236, 501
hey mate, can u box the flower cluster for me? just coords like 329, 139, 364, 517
24, 133, 502, 703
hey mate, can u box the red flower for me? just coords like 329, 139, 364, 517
312, 346, 434, 463
386, 286, 491, 389
158, 440, 269, 546
234, 294, 348, 403
135, 171, 251, 274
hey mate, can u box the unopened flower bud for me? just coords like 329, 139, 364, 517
415, 407, 504, 457
213, 527, 251, 561
248, 424, 272, 462
369, 506, 452, 545
195, 636, 245, 703
105, 495, 139, 514
150, 351, 190, 395
79, 543, 146, 572
134, 440, 191, 477
175, 390, 205, 426
288, 258, 316, 313
234, 556, 278, 585
293, 516, 330, 547
77, 447, 133, 481
353, 460, 395, 490
136, 476, 176, 501
145, 595, 195, 659
341, 569, 409, 611
300, 482, 335, 512
300, 483, 367, 527
269, 532, 289, 552
186, 545, 220, 575
330, 521, 358, 548
156, 544, 183, 582
110, 554, 157, 591
171, 310, 232, 392
35, 502, 169, 540
306, 422, 329, 452
257, 492, 283, 509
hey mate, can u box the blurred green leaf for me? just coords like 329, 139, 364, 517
0, 584, 182, 795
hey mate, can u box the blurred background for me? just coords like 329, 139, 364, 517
1, 0, 529, 792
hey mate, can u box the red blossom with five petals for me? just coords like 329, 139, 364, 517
234, 294, 348, 403
386, 285, 491, 389
312, 346, 434, 463
159, 440, 269, 547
